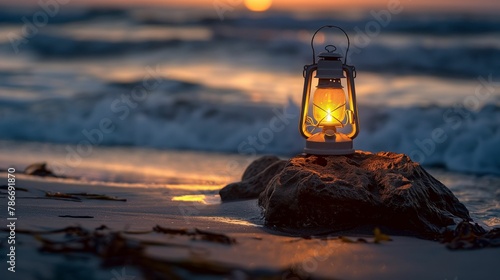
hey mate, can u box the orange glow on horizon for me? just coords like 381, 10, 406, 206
9, 0, 500, 13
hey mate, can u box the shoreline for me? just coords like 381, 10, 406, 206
1, 173, 500, 279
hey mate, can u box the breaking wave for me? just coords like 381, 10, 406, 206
0, 78, 498, 175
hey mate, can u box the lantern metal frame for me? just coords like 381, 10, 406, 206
299, 25, 360, 155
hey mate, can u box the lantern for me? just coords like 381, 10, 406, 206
299, 25, 359, 155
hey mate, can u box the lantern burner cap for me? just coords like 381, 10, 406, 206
318, 44, 343, 60
318, 52, 343, 59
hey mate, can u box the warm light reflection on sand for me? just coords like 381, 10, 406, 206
171, 194, 221, 204
200, 216, 260, 227
167, 185, 222, 191
73, 160, 228, 185
172, 194, 208, 203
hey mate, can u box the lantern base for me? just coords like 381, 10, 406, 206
304, 132, 354, 155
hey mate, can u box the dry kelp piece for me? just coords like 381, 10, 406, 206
46, 192, 78, 199
95, 225, 109, 231
373, 227, 392, 243
67, 192, 127, 201
44, 192, 126, 202
45, 192, 82, 201
196, 228, 236, 245
153, 225, 236, 245
18, 225, 330, 280
59, 215, 94, 219
442, 220, 500, 250
335, 228, 391, 244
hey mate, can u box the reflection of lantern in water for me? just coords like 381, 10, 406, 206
300, 25, 359, 155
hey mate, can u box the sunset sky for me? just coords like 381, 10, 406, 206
5, 0, 500, 12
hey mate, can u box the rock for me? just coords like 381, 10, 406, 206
441, 220, 500, 250
260, 152, 473, 239
241, 156, 281, 181
24, 162, 59, 177
222, 152, 473, 239
219, 156, 287, 201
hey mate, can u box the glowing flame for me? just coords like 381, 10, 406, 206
312, 87, 346, 127
326, 109, 333, 123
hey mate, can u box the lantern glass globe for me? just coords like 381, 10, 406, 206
312, 87, 346, 127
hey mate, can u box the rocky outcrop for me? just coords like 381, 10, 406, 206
220, 151, 472, 239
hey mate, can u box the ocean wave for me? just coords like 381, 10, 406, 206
16, 33, 188, 57
2, 7, 499, 36
382, 16, 500, 35
138, 12, 500, 36
1, 7, 498, 79
1, 14, 495, 81
349, 44, 500, 79
356, 104, 500, 175
0, 7, 495, 33
5, 29, 497, 80
0, 81, 498, 175
0, 7, 128, 25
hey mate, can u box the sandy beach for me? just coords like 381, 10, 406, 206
1, 171, 499, 280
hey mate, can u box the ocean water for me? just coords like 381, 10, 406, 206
0, 7, 498, 174
0, 7, 499, 225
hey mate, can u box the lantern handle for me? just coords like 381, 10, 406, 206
310, 25, 350, 65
